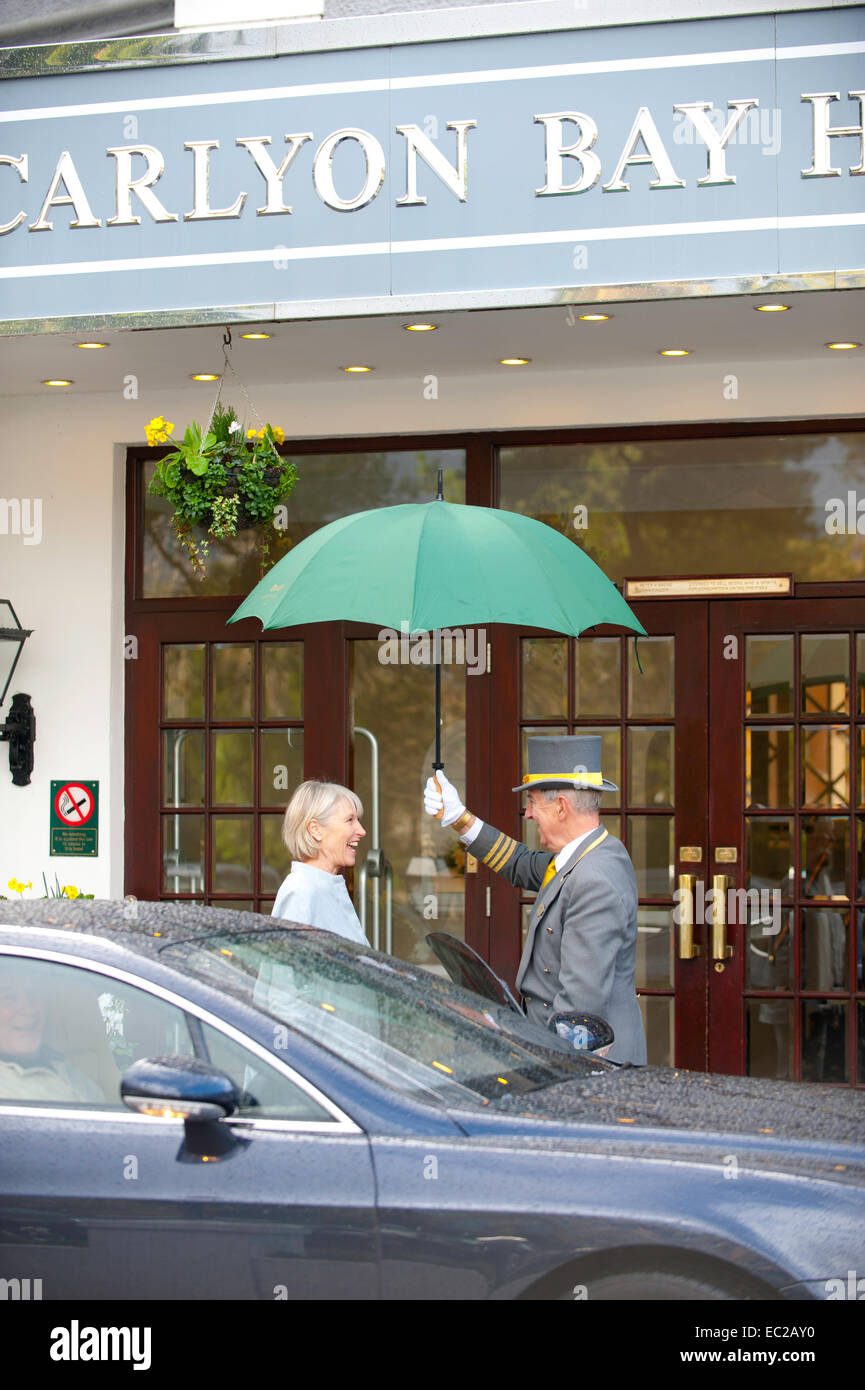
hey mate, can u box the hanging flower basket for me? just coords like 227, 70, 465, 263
146, 403, 298, 579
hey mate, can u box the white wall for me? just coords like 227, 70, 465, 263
0, 344, 862, 900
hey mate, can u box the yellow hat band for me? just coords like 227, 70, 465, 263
522, 771, 604, 786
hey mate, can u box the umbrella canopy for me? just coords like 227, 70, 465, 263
229, 500, 645, 638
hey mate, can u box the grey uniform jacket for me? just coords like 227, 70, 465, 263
471, 821, 647, 1066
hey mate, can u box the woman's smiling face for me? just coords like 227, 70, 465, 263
0, 979, 44, 1056
309, 797, 366, 873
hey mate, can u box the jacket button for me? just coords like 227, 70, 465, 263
546, 926, 553, 933
537, 905, 545, 918
542, 1002, 549, 1009
543, 967, 550, 974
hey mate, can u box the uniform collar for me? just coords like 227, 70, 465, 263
554, 825, 601, 874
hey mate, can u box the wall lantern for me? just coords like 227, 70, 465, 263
0, 601, 35, 787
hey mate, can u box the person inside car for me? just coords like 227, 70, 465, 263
0, 966, 106, 1104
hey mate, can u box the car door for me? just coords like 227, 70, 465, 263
0, 945, 379, 1300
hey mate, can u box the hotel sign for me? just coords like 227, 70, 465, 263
0, 6, 862, 326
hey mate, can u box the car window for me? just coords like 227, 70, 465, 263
197, 1020, 333, 1123
0, 956, 195, 1109
161, 931, 594, 1107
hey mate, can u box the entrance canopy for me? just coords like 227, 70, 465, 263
0, 5, 863, 332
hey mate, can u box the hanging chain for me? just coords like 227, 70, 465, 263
203, 325, 269, 439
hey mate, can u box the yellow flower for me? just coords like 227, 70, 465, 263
63, 886, 79, 899
270, 426, 285, 444
7, 878, 15, 890
247, 427, 257, 439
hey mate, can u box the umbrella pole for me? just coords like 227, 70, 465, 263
434, 647, 443, 773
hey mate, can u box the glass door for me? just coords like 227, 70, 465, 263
485, 604, 709, 1069
349, 634, 468, 970
709, 598, 865, 1085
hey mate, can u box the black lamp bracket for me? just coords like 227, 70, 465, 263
0, 692, 36, 787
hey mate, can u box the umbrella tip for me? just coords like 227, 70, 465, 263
436, 467, 443, 501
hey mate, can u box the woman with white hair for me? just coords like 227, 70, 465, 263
271, 779, 369, 944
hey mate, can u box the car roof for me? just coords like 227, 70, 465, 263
0, 898, 331, 957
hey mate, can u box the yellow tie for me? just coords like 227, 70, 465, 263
540, 860, 556, 891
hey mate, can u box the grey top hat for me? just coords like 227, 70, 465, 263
512, 734, 618, 794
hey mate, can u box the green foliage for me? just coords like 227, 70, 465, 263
146, 406, 298, 578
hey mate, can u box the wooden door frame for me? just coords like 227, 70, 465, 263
708, 590, 865, 1082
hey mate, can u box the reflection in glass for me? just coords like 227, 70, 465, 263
746, 635, 793, 715
211, 816, 254, 893
636, 906, 674, 989
498, 434, 865, 586
746, 999, 793, 1080
746, 727, 793, 807
579, 727, 620, 802
352, 639, 465, 967
212, 900, 255, 912
746, 818, 793, 897
161, 813, 204, 894
163, 644, 205, 720
262, 643, 303, 720
627, 815, 674, 897
212, 730, 254, 806
745, 909, 793, 991
801, 1001, 848, 1083
144, 451, 466, 599
521, 638, 567, 719
574, 638, 620, 717
162, 729, 204, 807
801, 726, 849, 807
261, 814, 287, 898
628, 727, 673, 806
802, 634, 849, 715
801, 908, 848, 990
628, 637, 673, 718
213, 645, 254, 720
858, 634, 865, 714
638, 995, 674, 1068
859, 729, 864, 808
260, 728, 304, 807
801, 816, 849, 899
600, 812, 622, 842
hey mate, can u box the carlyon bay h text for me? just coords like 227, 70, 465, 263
1, 94, 862, 235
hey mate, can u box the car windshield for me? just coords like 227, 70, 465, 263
159, 929, 602, 1107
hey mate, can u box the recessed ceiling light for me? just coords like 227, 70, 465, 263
754, 303, 790, 312
241, 332, 271, 340
190, 372, 220, 381
342, 365, 373, 373
403, 322, 437, 332
579, 313, 611, 322
826, 341, 861, 350
659, 348, 691, 357
76, 341, 109, 349
500, 357, 530, 366
42, 378, 73, 386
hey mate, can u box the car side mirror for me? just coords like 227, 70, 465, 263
121, 1055, 240, 1121
549, 1011, 614, 1054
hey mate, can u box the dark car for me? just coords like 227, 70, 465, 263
1, 900, 863, 1301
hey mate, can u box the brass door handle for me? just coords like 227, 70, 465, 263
712, 874, 735, 960
678, 874, 701, 959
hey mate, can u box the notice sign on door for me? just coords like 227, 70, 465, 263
50, 780, 98, 856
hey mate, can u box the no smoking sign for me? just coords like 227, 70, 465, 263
50, 780, 99, 856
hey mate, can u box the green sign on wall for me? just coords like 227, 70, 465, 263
50, 780, 99, 856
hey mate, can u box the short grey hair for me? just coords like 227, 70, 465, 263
282, 780, 363, 861
540, 786, 602, 815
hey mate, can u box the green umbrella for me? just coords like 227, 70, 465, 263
230, 478, 645, 770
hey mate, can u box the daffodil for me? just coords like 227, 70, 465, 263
63, 885, 79, 899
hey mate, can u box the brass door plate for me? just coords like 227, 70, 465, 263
465, 854, 478, 874
680, 846, 702, 862
715, 847, 738, 863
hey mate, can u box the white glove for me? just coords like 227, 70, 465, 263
423, 770, 466, 827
